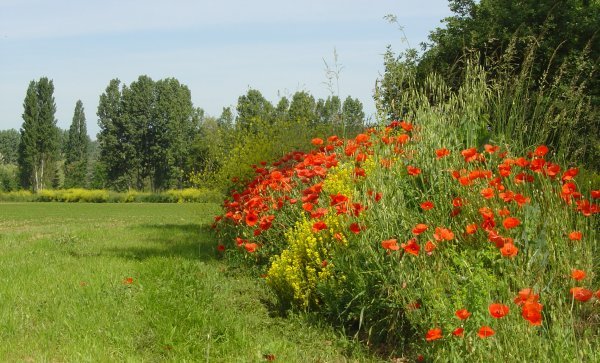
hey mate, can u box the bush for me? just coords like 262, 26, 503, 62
0, 188, 223, 203
213, 117, 598, 361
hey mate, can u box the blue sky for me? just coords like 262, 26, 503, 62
0, 0, 452, 138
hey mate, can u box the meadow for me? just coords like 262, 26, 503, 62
0, 203, 376, 362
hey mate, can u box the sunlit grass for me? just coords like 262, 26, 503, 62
0, 203, 376, 361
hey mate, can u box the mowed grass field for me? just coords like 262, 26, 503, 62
0, 203, 374, 362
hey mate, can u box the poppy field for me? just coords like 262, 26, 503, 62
213, 113, 599, 361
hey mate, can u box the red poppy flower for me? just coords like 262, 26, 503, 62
500, 242, 518, 257
433, 227, 454, 241
353, 167, 365, 177
561, 167, 579, 182
424, 241, 436, 254
217, 244, 226, 252
514, 288, 539, 306
571, 269, 586, 281
521, 301, 543, 326
497, 207, 511, 217
355, 153, 367, 162
420, 201, 434, 210
412, 223, 429, 235
400, 120, 413, 132
570, 287, 593, 302
311, 138, 324, 146
485, 144, 499, 154
407, 166, 421, 176
381, 239, 399, 251
534, 145, 548, 157
244, 243, 258, 253
498, 163, 512, 177
397, 134, 410, 144
568, 231, 582, 241
466, 223, 478, 234
312, 221, 328, 233
502, 217, 521, 229
529, 158, 546, 172
245, 212, 259, 227
123, 277, 134, 285
478, 326, 495, 338
479, 207, 495, 220
425, 328, 443, 341
489, 303, 510, 318
452, 327, 464, 337
436, 148, 450, 158
591, 190, 600, 199
310, 208, 328, 219
461, 147, 478, 162
259, 215, 275, 231
355, 133, 369, 143
481, 188, 495, 199
402, 239, 420, 256
452, 197, 463, 207
455, 309, 471, 320
349, 223, 364, 234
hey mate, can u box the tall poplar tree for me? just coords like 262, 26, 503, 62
18, 77, 59, 191
64, 100, 90, 188
97, 79, 135, 191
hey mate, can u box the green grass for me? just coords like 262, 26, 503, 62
0, 203, 376, 362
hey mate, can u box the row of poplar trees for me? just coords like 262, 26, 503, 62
19, 77, 89, 191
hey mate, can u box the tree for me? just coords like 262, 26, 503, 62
217, 107, 234, 128
18, 77, 60, 191
0, 129, 20, 165
342, 96, 365, 132
274, 97, 290, 122
315, 96, 341, 125
97, 76, 198, 191
236, 89, 274, 130
97, 78, 134, 191
419, 0, 599, 91
64, 100, 90, 188
152, 78, 197, 190
288, 91, 316, 127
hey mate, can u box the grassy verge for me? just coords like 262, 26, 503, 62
0, 203, 375, 362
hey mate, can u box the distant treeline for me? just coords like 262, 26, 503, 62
1, 76, 365, 193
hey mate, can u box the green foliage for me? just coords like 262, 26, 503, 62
235, 89, 274, 131
380, 0, 600, 170
97, 76, 198, 191
0, 129, 20, 165
0, 164, 19, 192
64, 100, 90, 188
18, 77, 60, 191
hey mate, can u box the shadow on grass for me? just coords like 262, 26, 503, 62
103, 223, 218, 261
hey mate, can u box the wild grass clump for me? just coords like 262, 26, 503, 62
213, 111, 598, 360
0, 190, 34, 202
36, 189, 110, 202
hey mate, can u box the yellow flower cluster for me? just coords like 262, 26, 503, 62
267, 212, 346, 309
323, 162, 356, 198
